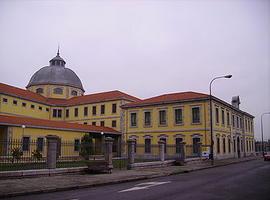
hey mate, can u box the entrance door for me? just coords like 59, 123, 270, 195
193, 137, 200, 155
237, 137, 240, 158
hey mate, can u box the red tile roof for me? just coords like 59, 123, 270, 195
47, 90, 141, 106
0, 114, 120, 134
122, 92, 209, 108
0, 82, 48, 104
0, 82, 141, 106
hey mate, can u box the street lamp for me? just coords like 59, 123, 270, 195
209, 75, 232, 165
261, 112, 270, 156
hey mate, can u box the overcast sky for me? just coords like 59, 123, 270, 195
0, 0, 269, 140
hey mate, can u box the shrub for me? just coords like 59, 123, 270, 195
79, 134, 93, 160
11, 147, 23, 163
32, 150, 42, 161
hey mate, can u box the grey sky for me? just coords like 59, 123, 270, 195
0, 0, 269, 140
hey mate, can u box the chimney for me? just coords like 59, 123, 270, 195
231, 96, 240, 109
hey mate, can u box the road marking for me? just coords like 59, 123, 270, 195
118, 181, 171, 193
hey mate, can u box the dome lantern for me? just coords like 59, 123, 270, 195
49, 48, 66, 67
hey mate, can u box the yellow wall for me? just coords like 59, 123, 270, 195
9, 126, 86, 157
27, 84, 83, 99
0, 94, 50, 119
124, 99, 254, 155
64, 100, 123, 131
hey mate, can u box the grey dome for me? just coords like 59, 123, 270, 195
27, 52, 84, 91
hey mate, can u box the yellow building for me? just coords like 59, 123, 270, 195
0, 51, 255, 159
122, 92, 255, 159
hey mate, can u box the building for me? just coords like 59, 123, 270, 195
0, 51, 255, 159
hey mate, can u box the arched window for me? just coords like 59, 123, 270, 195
71, 90, 78, 96
36, 88, 44, 94
53, 87, 63, 94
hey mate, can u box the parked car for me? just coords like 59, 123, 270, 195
264, 152, 270, 161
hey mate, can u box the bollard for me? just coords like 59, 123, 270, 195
46, 135, 59, 169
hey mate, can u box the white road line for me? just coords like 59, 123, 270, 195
118, 181, 171, 193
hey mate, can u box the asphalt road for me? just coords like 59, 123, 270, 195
6, 159, 270, 200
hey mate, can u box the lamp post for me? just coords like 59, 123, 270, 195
209, 75, 232, 165
261, 112, 270, 156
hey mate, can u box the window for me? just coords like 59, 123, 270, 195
101, 105, 105, 115
176, 138, 183, 154
58, 110, 62, 118
84, 107, 88, 116
112, 103, 117, 113
53, 109, 57, 117
92, 106, 96, 115
112, 120, 117, 128
217, 138, 220, 154
3, 98, 7, 103
46, 108, 49, 112
144, 111, 151, 126
221, 110, 225, 125
215, 107, 219, 123
159, 110, 167, 125
53, 109, 62, 118
227, 112, 230, 126
31, 104, 35, 109
36, 88, 43, 94
175, 108, 183, 124
239, 118, 242, 129
37, 138, 44, 152
22, 102, 26, 107
53, 87, 63, 94
74, 139, 80, 151
92, 121, 96, 126
251, 121, 253, 132
22, 137, 30, 151
71, 90, 78, 96
192, 107, 200, 123
74, 108, 78, 117
245, 119, 248, 131
39, 106, 42, 111
83, 122, 88, 125
160, 138, 167, 154
236, 116, 239, 128
13, 100, 17, 105
232, 115, 235, 127
223, 138, 226, 153
66, 109, 69, 118
100, 121, 105, 126
145, 138, 151, 153
130, 113, 137, 127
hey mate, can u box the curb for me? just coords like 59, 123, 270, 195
0, 157, 259, 199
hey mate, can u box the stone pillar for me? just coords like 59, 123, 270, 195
179, 142, 186, 161
104, 137, 114, 168
158, 140, 165, 162
46, 135, 59, 169
127, 139, 135, 169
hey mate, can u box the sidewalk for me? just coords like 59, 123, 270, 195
0, 156, 258, 198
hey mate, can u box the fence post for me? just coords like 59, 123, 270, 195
46, 135, 59, 169
158, 140, 165, 162
127, 139, 135, 169
176, 142, 186, 165
104, 137, 114, 171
